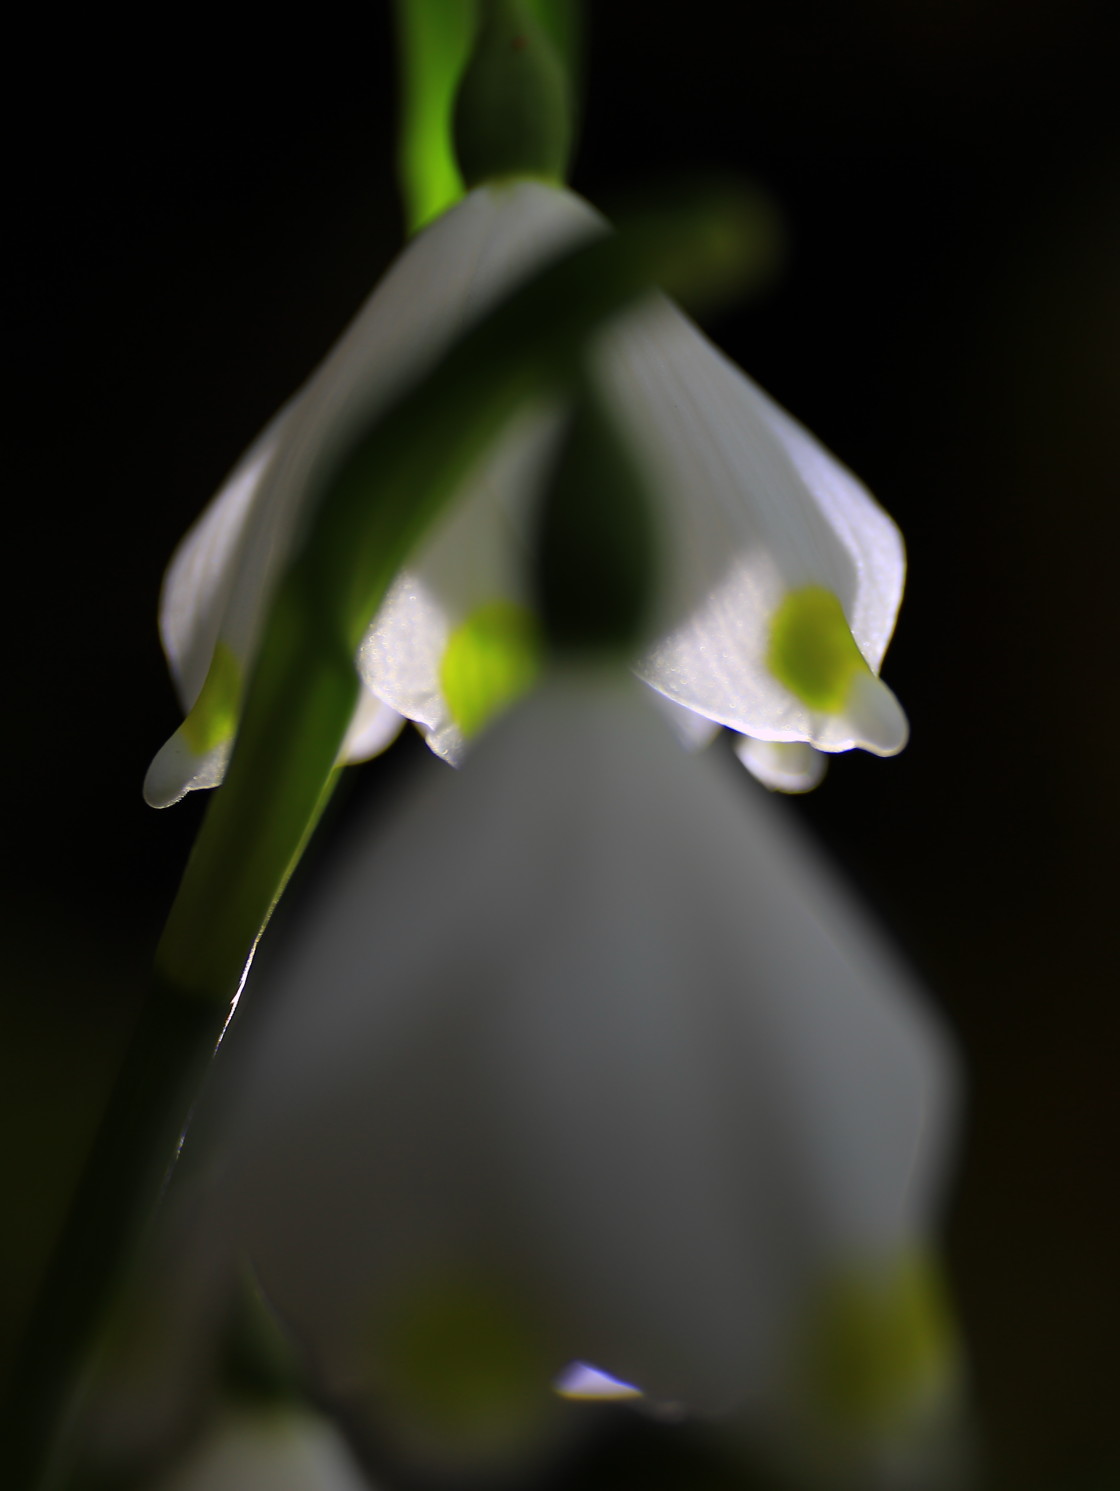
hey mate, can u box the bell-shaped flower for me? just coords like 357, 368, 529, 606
217, 665, 958, 1483
146, 181, 907, 808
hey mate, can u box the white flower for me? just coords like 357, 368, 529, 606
219, 666, 957, 1478
147, 1405, 374, 1491
74, 1175, 235, 1478
145, 181, 907, 808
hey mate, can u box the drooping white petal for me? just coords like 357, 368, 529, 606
148, 183, 601, 797
338, 688, 406, 765
223, 669, 956, 1425
359, 187, 908, 762
216, 184, 598, 676
648, 689, 722, 751
143, 729, 232, 810
735, 737, 827, 793
596, 294, 907, 756
147, 400, 406, 806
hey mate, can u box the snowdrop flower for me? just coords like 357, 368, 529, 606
219, 665, 958, 1480
74, 1174, 236, 1479
147, 1405, 373, 1491
146, 181, 907, 807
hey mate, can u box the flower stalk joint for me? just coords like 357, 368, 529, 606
454, 0, 572, 187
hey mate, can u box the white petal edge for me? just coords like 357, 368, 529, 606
144, 732, 231, 810
648, 690, 723, 751
159, 408, 292, 712
735, 737, 828, 793
338, 689, 406, 766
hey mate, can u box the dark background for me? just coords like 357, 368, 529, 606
3, 3, 1118, 1487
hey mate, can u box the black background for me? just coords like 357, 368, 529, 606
3, 3, 1118, 1487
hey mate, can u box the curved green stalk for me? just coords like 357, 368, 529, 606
393, 0, 584, 230
393, 0, 476, 231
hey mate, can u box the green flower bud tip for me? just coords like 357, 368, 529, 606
454, 0, 572, 188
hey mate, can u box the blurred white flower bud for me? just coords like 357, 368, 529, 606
217, 665, 959, 1483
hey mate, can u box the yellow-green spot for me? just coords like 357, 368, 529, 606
374, 1269, 552, 1455
181, 642, 242, 756
768, 585, 869, 713
799, 1251, 957, 1439
440, 601, 540, 739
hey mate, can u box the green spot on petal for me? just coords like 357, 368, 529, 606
440, 601, 541, 739
768, 586, 869, 713
800, 1251, 957, 1439
373, 1269, 553, 1458
181, 642, 242, 756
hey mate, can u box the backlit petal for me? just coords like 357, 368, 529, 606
597, 294, 906, 753
149, 181, 909, 797
735, 737, 827, 793
224, 669, 955, 1421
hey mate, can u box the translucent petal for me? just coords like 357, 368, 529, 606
148, 411, 289, 805
144, 641, 243, 807
338, 688, 405, 766
143, 730, 231, 810
595, 293, 907, 752
149, 184, 599, 796
735, 737, 827, 793
353, 187, 907, 761
151, 180, 909, 797
358, 401, 566, 762
158, 411, 290, 712
649, 690, 722, 752
223, 669, 956, 1417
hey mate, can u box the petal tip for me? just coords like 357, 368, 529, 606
848, 674, 910, 758
736, 737, 828, 793
144, 730, 230, 809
